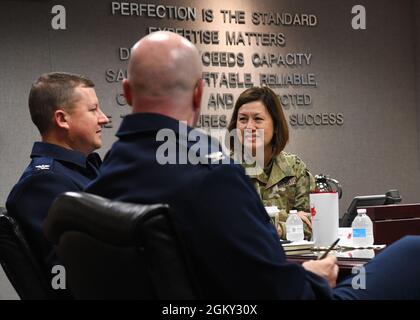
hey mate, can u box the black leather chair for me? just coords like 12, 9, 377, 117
44, 192, 198, 299
0, 207, 55, 299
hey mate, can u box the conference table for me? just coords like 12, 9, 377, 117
287, 202, 420, 280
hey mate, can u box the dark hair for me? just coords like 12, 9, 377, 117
28, 72, 95, 135
227, 86, 289, 157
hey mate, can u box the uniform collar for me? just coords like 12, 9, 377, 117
116, 112, 223, 156
31, 142, 89, 169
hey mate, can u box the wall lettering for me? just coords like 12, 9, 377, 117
289, 113, 344, 126
207, 93, 234, 110
111, 2, 197, 21
202, 9, 214, 22
251, 12, 318, 27
108, 3, 343, 128
119, 47, 130, 61
197, 115, 227, 128
220, 10, 246, 24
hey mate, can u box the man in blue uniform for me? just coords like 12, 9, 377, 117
86, 31, 420, 299
6, 72, 109, 277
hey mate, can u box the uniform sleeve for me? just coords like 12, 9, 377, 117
6, 171, 80, 269
293, 157, 315, 240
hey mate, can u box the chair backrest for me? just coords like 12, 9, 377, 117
0, 207, 55, 299
43, 192, 198, 299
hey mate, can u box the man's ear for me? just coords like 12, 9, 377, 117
122, 79, 133, 106
193, 79, 204, 111
54, 109, 70, 130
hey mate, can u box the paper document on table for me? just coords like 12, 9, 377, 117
282, 240, 314, 251
334, 249, 376, 259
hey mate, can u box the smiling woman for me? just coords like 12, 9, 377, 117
227, 87, 315, 240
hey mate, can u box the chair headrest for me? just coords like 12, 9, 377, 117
0, 211, 35, 260
44, 192, 169, 246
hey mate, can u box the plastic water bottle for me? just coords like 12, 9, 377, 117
286, 210, 304, 242
351, 208, 374, 247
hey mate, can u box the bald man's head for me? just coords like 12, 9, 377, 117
123, 31, 203, 125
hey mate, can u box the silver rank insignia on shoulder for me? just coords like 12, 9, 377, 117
35, 164, 50, 170
205, 151, 225, 163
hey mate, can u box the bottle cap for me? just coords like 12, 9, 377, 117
357, 208, 367, 214
289, 209, 298, 214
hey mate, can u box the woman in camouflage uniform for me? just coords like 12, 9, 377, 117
227, 87, 314, 240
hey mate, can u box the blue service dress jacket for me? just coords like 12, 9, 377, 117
6, 142, 102, 273
86, 112, 332, 299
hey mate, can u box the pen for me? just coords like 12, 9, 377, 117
317, 238, 340, 260
280, 240, 292, 245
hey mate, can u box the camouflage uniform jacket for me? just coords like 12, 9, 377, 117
244, 151, 315, 240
